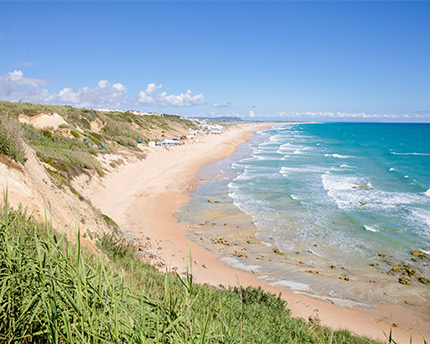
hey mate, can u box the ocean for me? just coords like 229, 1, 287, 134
178, 122, 430, 306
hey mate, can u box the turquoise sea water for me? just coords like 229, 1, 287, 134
229, 123, 430, 266
179, 122, 430, 303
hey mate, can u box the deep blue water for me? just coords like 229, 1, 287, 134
227, 123, 430, 267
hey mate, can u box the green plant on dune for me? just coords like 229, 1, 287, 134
21, 124, 103, 177
0, 193, 384, 344
0, 114, 27, 164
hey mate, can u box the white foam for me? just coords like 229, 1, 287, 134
324, 154, 354, 159
425, 188, 430, 197
295, 292, 373, 309
410, 209, 430, 231
280, 166, 326, 176
364, 225, 378, 232
220, 257, 261, 273
319, 172, 429, 211
270, 280, 311, 291
389, 167, 395, 172
290, 194, 300, 200
258, 275, 277, 282
322, 173, 366, 192
391, 152, 430, 156
340, 164, 353, 168
308, 249, 323, 257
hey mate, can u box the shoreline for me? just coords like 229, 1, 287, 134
89, 122, 430, 343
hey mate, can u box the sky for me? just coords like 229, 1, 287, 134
0, 1, 429, 122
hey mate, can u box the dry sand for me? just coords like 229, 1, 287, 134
89, 123, 430, 343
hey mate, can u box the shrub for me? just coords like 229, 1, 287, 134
0, 114, 26, 164
70, 130, 80, 138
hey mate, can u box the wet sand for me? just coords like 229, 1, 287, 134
90, 122, 430, 343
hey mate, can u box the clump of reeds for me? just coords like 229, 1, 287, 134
0, 193, 384, 343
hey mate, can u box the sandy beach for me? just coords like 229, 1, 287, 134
90, 123, 430, 343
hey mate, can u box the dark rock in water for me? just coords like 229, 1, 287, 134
418, 277, 430, 285
399, 277, 411, 285
377, 253, 386, 258
390, 265, 403, 273
404, 267, 416, 277
273, 248, 285, 255
411, 250, 428, 259
390, 264, 416, 277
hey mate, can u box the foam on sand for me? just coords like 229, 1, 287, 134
270, 280, 311, 291
220, 257, 262, 273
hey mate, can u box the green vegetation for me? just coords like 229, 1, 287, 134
0, 100, 196, 181
101, 118, 141, 147
0, 196, 382, 344
22, 124, 103, 177
0, 115, 26, 164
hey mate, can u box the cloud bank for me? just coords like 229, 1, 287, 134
247, 110, 429, 121
0, 70, 205, 109
137, 83, 205, 107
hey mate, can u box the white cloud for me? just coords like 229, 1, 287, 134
0, 70, 205, 109
0, 70, 48, 102
97, 80, 109, 88
212, 101, 232, 108
137, 91, 155, 105
137, 84, 205, 107
145, 82, 162, 95
245, 111, 429, 121
49, 80, 129, 108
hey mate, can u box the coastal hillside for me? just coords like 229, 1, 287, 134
0, 101, 384, 343
0, 101, 197, 249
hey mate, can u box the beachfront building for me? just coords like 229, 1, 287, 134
155, 139, 183, 147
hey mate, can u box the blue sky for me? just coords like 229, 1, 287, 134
1, 1, 429, 122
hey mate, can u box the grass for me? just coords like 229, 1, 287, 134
22, 124, 103, 177
0, 194, 383, 344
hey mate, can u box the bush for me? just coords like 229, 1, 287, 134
0, 114, 26, 164
70, 130, 80, 138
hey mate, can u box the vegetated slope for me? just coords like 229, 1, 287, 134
0, 198, 381, 344
0, 101, 388, 343
0, 101, 197, 245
